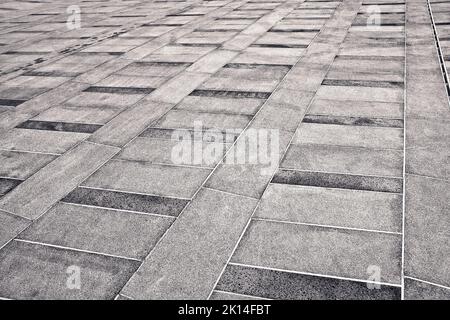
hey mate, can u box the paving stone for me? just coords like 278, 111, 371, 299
256, 183, 402, 232
293, 123, 404, 149
0, 150, 56, 179
316, 85, 404, 103
0, 240, 140, 300
232, 219, 402, 284
216, 264, 401, 300
122, 188, 258, 299
175, 95, 264, 115
282, 144, 403, 177
404, 278, 450, 300
308, 98, 404, 118
272, 169, 403, 193
88, 99, 173, 147
82, 159, 211, 199
0, 141, 119, 219
0, 210, 30, 248
0, 128, 89, 154
155, 109, 252, 131
19, 202, 173, 260
404, 174, 450, 288
118, 136, 227, 168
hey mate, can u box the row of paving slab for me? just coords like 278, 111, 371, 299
0, 0, 449, 300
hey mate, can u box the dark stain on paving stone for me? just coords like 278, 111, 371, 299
0, 178, 22, 196
143, 23, 184, 27
336, 55, 404, 61
83, 86, 154, 94
352, 22, 404, 26
251, 43, 308, 48
322, 79, 404, 89
16, 120, 102, 134
215, 17, 257, 20
174, 43, 220, 47
79, 51, 125, 56
140, 127, 238, 143
0, 99, 27, 107
303, 114, 404, 128
216, 264, 401, 300
74, 52, 123, 56
224, 63, 292, 70
62, 187, 189, 217
167, 14, 204, 17
269, 28, 320, 32
271, 169, 403, 193
0, 240, 140, 300
23, 71, 81, 77
190, 89, 271, 99
134, 61, 191, 67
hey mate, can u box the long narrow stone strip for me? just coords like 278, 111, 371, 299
121, 0, 363, 300
404, 0, 450, 297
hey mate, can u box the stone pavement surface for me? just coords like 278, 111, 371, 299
0, 0, 449, 300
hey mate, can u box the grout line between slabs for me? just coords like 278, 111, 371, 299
13, 238, 141, 262
251, 217, 403, 236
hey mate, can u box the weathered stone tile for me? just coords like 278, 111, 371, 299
118, 136, 227, 168
0, 210, 30, 248
406, 118, 450, 180
0, 150, 55, 179
308, 99, 404, 118
148, 71, 210, 104
219, 63, 291, 80
316, 85, 403, 103
216, 264, 400, 300
406, 81, 450, 120
33, 103, 122, 125
82, 159, 210, 199
95, 75, 167, 89
293, 123, 404, 149
282, 144, 403, 177
272, 169, 403, 193
116, 61, 190, 77
175, 95, 264, 115
64, 91, 144, 108
155, 109, 251, 131
199, 76, 279, 92
0, 141, 119, 219
16, 120, 102, 134
19, 202, 173, 260
0, 128, 88, 154
205, 130, 292, 198
140, 127, 239, 143
122, 188, 258, 299
88, 99, 173, 147
256, 183, 402, 232
303, 114, 403, 128
405, 175, 450, 287
232, 220, 402, 284
62, 186, 188, 217
0, 240, 139, 300
83, 86, 154, 95
190, 89, 271, 99
404, 278, 450, 300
